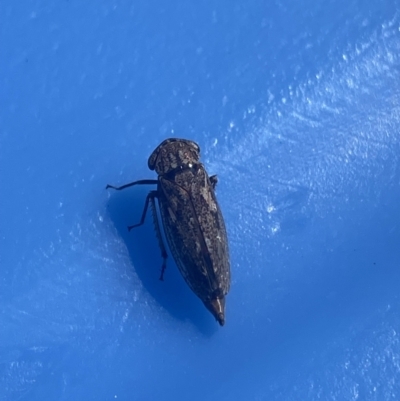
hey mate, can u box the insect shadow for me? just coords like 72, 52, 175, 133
106, 184, 218, 336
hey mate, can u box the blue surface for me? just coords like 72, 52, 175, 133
1, 1, 400, 400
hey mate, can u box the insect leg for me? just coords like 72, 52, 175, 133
149, 195, 168, 281
106, 179, 158, 191
128, 191, 168, 281
210, 174, 218, 189
127, 190, 157, 231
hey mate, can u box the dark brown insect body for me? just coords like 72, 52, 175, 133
106, 138, 230, 325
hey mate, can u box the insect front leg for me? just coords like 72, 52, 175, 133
127, 191, 168, 281
106, 179, 158, 191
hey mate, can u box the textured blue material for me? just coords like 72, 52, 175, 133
1, 1, 400, 400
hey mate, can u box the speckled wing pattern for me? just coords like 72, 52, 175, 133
157, 163, 230, 301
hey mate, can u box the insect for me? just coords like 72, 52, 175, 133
106, 138, 231, 326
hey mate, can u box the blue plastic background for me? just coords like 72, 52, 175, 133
1, 1, 400, 400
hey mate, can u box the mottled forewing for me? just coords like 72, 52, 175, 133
157, 165, 230, 300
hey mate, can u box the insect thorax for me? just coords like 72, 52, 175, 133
148, 138, 201, 175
